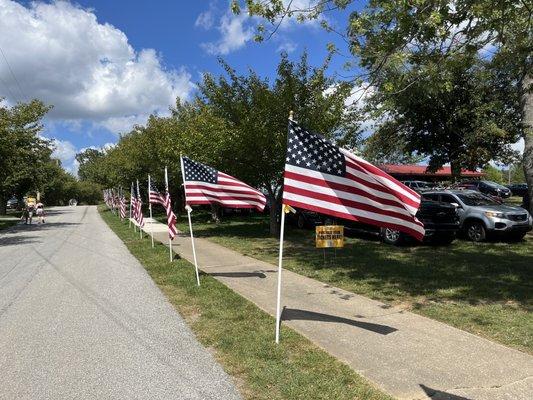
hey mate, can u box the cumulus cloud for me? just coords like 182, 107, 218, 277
49, 138, 78, 174
201, 12, 254, 55
0, 0, 194, 131
195, 2, 216, 30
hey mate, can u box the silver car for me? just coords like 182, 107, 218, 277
423, 190, 532, 242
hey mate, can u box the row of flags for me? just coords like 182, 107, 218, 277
105, 118, 424, 248
103, 117, 424, 343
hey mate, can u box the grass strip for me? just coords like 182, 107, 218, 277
0, 218, 19, 231
162, 212, 532, 354
99, 206, 391, 400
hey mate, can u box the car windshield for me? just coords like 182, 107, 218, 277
456, 192, 499, 206
416, 182, 433, 188
482, 181, 507, 190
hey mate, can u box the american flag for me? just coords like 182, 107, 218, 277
181, 156, 266, 211
149, 180, 178, 239
130, 183, 135, 221
282, 120, 425, 241
119, 192, 126, 220
134, 182, 145, 227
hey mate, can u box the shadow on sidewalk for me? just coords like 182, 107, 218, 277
209, 271, 267, 279
420, 384, 472, 399
281, 307, 397, 335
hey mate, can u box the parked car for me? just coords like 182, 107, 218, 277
455, 180, 512, 198
288, 199, 460, 245
506, 183, 528, 197
6, 197, 18, 210
422, 190, 532, 242
402, 181, 436, 193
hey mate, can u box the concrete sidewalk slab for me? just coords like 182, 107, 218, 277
139, 218, 533, 400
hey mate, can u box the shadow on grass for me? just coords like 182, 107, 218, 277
185, 216, 533, 308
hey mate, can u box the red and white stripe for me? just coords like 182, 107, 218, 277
150, 188, 178, 239
283, 147, 425, 241
119, 196, 126, 219
185, 171, 266, 211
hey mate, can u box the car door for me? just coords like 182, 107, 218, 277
439, 194, 465, 224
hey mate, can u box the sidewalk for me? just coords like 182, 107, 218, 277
136, 217, 533, 400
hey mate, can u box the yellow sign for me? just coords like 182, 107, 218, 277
316, 225, 344, 248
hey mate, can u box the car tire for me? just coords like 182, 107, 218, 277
297, 214, 306, 229
465, 221, 486, 242
380, 227, 404, 245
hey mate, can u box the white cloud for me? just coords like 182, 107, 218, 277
277, 40, 297, 53
195, 2, 216, 30
50, 138, 78, 174
201, 12, 254, 55
512, 138, 525, 154
97, 114, 152, 135
0, 0, 194, 132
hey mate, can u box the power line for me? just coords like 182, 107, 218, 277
0, 46, 26, 100
0, 73, 18, 102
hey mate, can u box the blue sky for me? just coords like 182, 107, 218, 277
0, 0, 360, 174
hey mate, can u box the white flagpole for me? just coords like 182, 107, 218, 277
165, 166, 173, 262
275, 205, 287, 344
137, 179, 142, 239
148, 174, 155, 248
130, 183, 135, 231
181, 156, 200, 286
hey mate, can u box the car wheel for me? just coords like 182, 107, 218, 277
297, 214, 306, 229
380, 227, 404, 245
465, 221, 486, 242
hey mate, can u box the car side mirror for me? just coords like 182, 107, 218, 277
451, 202, 461, 208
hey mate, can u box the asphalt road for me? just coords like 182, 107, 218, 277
0, 206, 241, 400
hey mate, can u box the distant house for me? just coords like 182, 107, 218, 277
379, 164, 484, 182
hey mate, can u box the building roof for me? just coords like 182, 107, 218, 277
380, 164, 484, 177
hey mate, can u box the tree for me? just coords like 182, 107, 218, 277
237, 1, 533, 209
0, 99, 52, 214
76, 148, 108, 183
369, 52, 521, 180
199, 53, 358, 234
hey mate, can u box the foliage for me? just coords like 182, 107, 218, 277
370, 52, 521, 179
0, 99, 52, 214
482, 165, 504, 184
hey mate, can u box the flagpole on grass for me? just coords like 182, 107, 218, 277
130, 182, 135, 230
275, 110, 295, 344
181, 155, 201, 286
275, 204, 287, 344
165, 166, 173, 262
148, 174, 155, 248
137, 179, 142, 239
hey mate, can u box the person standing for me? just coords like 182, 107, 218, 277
35, 203, 45, 224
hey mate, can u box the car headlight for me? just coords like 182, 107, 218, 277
484, 211, 506, 219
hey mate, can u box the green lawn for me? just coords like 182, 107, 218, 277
0, 213, 20, 230
100, 207, 390, 400
172, 212, 533, 354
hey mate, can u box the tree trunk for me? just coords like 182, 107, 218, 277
0, 194, 6, 216
450, 160, 462, 183
267, 187, 281, 237
522, 74, 533, 213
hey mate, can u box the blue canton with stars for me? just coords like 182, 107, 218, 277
286, 120, 345, 176
182, 156, 218, 183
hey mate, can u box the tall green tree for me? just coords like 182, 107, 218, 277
199, 53, 358, 234
0, 99, 52, 214
238, 0, 533, 209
